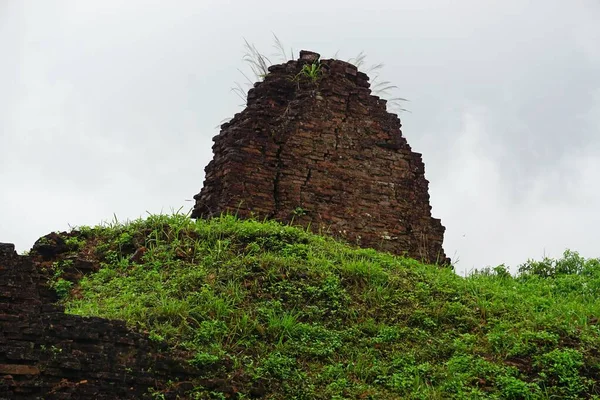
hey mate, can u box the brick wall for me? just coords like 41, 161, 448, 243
192, 51, 449, 265
0, 242, 200, 399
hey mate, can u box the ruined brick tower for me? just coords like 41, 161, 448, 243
192, 51, 449, 265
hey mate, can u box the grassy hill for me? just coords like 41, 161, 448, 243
46, 213, 600, 399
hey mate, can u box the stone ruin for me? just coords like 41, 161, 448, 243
192, 50, 449, 265
0, 241, 200, 399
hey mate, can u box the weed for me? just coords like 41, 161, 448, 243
534, 348, 587, 398
228, 36, 408, 116
52, 278, 73, 299
294, 60, 322, 82
65, 236, 86, 251
190, 351, 221, 368
292, 206, 307, 217
48, 259, 75, 299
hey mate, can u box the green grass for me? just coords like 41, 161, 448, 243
48, 212, 600, 399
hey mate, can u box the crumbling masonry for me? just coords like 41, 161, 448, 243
192, 51, 449, 264
0, 240, 204, 399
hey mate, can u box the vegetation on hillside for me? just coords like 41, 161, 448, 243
48, 213, 600, 399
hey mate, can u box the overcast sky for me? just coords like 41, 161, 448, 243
1, 0, 599, 274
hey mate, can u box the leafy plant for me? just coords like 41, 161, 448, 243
52, 278, 73, 299
65, 236, 86, 251
534, 348, 587, 398
190, 351, 221, 368
295, 61, 322, 82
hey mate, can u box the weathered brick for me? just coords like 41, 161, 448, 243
192, 51, 449, 265
0, 243, 202, 398
0, 364, 40, 375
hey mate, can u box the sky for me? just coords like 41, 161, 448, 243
1, 0, 599, 274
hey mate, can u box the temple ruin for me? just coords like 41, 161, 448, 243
192, 51, 449, 265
